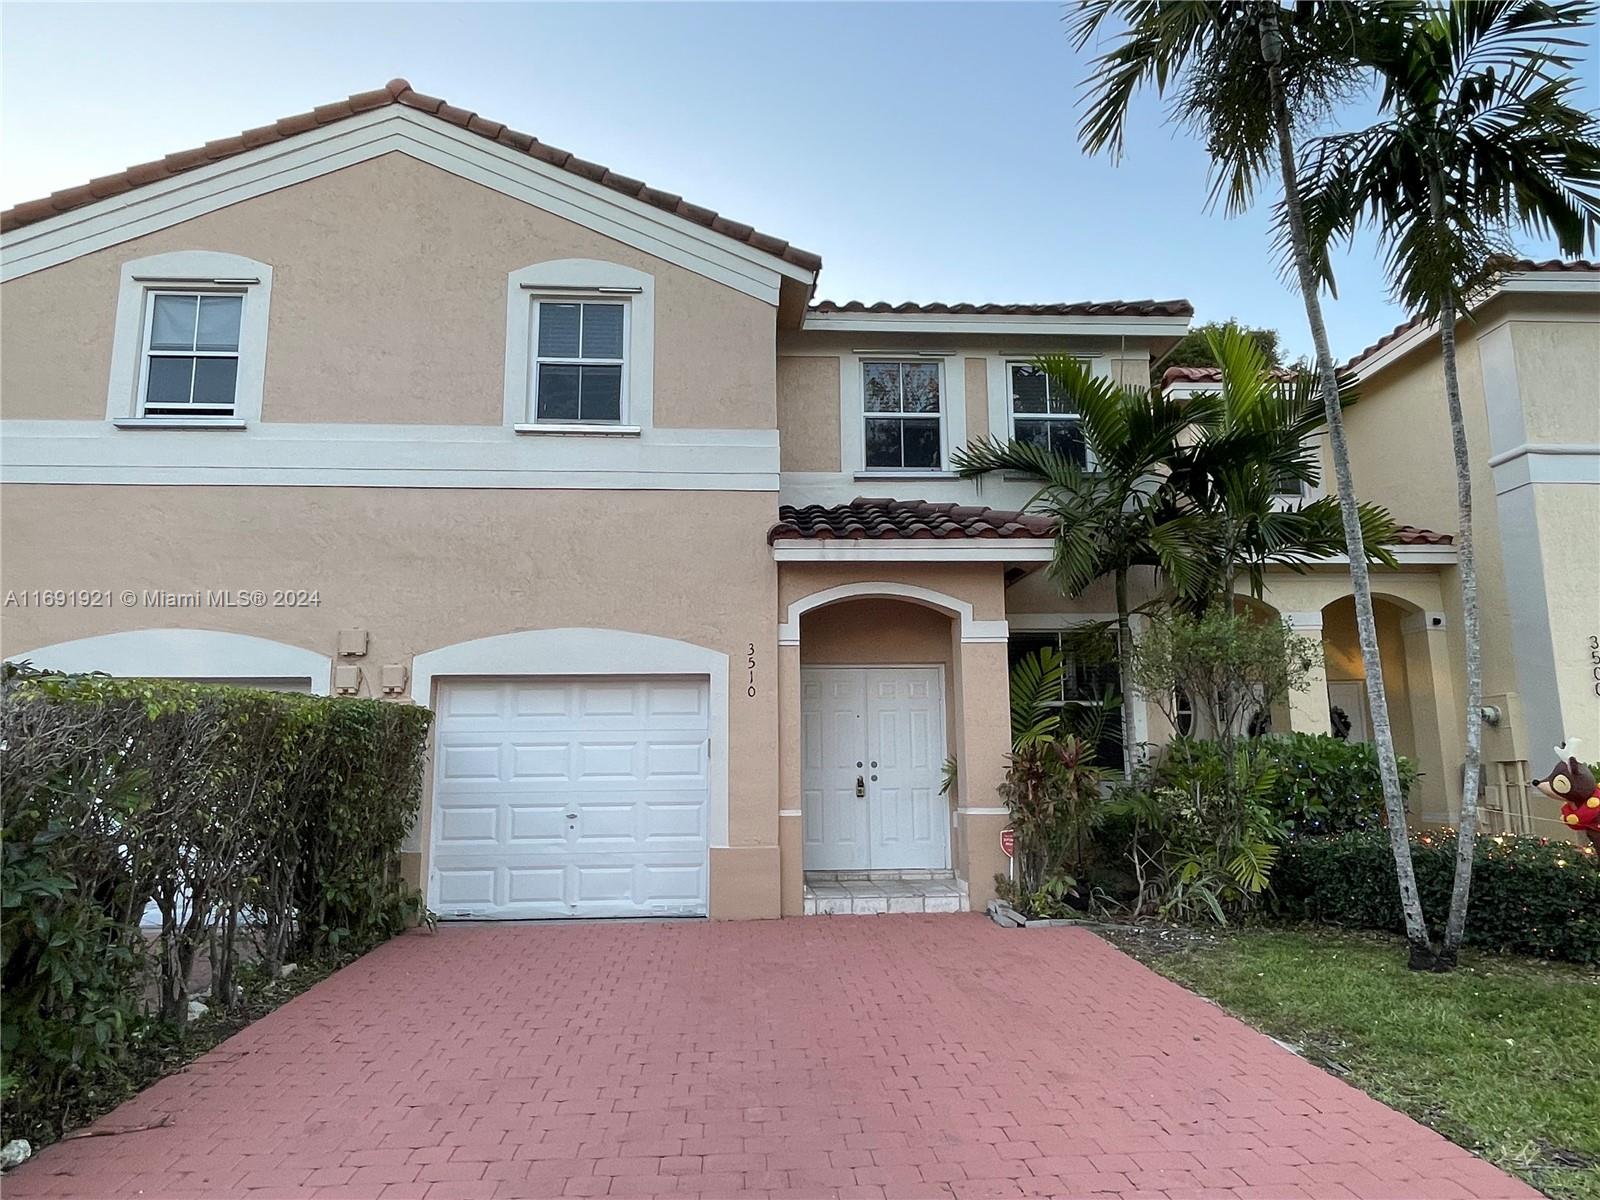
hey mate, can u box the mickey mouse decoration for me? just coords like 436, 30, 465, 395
1532, 739, 1600, 850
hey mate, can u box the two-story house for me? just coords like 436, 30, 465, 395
3, 81, 1595, 921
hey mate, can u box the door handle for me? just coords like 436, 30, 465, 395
855, 776, 866, 797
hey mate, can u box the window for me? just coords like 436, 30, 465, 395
863, 360, 942, 470
107, 251, 272, 427
1009, 362, 1089, 468
139, 292, 244, 417
1007, 632, 1125, 770
532, 300, 627, 423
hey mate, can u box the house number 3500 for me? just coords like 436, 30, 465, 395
747, 643, 757, 698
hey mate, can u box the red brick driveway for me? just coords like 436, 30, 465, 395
7, 916, 1531, 1200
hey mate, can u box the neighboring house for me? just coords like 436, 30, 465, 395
1, 81, 1594, 921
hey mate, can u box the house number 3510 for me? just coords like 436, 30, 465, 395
747, 643, 757, 698
1590, 634, 1599, 698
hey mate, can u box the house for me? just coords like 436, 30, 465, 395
2, 81, 1595, 921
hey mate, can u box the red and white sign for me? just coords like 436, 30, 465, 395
1000, 827, 1015, 858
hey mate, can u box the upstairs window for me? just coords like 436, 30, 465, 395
863, 360, 942, 470
1009, 362, 1088, 469
140, 292, 244, 418
533, 300, 627, 424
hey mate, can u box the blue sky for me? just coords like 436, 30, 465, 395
3, 2, 1596, 361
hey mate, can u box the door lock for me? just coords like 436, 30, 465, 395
855, 776, 866, 798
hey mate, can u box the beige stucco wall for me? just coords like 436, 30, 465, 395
775, 355, 841, 471
0, 152, 777, 429
964, 357, 989, 441
1507, 302, 1600, 444
1, 483, 783, 917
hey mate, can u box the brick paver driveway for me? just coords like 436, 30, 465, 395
8, 915, 1531, 1200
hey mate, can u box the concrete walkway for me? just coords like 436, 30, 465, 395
6, 916, 1533, 1199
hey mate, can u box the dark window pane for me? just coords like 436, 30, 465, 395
196, 296, 242, 352
902, 363, 940, 413
578, 365, 622, 421
1006, 634, 1058, 672
191, 357, 238, 408
1014, 419, 1049, 450
863, 363, 901, 412
901, 418, 941, 468
537, 302, 582, 358
1050, 420, 1088, 468
145, 356, 194, 407
536, 363, 581, 420
865, 417, 902, 467
1011, 364, 1047, 414
581, 303, 624, 359
150, 295, 197, 351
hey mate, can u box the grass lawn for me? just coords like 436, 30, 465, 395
1100, 926, 1600, 1200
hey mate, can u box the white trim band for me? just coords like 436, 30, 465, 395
10, 628, 331, 693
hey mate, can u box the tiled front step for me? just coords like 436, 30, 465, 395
803, 873, 969, 915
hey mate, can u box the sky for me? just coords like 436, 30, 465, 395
3, 2, 1597, 362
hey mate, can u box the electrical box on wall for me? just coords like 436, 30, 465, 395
380, 664, 408, 696
337, 629, 369, 658
333, 665, 362, 695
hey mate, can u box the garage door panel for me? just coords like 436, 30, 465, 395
436, 806, 499, 844
509, 741, 570, 780
431, 676, 709, 919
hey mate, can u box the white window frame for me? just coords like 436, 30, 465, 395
529, 297, 630, 426
859, 357, 948, 474
504, 259, 654, 436
105, 251, 272, 428
136, 289, 247, 419
1006, 357, 1096, 470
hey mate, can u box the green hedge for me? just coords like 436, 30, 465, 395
1, 669, 433, 1143
1272, 829, 1600, 963
1250, 733, 1417, 834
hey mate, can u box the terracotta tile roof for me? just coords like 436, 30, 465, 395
768, 497, 1055, 543
769, 497, 1454, 549
809, 298, 1193, 318
1393, 525, 1454, 546
0, 79, 823, 273
1160, 365, 1300, 385
1341, 258, 1599, 374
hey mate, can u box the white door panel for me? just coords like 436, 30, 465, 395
430, 676, 709, 919
801, 666, 948, 871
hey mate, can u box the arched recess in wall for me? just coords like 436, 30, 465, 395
12, 628, 331, 692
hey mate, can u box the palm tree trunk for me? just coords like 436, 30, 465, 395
1258, 3, 1435, 969
1115, 566, 1138, 780
1435, 187, 1484, 965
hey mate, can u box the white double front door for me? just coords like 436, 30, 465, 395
801, 666, 949, 871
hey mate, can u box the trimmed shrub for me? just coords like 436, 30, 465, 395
1272, 829, 1600, 963
1, 669, 432, 1142
1251, 733, 1417, 834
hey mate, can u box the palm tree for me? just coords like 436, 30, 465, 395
1294, 0, 1600, 965
953, 359, 1214, 777
1071, 0, 1441, 969
1164, 324, 1401, 607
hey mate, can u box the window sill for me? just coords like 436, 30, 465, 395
513, 423, 642, 438
854, 470, 960, 481
113, 417, 248, 430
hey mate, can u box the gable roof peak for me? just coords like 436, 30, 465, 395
0, 79, 823, 276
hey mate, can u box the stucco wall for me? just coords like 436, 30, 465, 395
0, 152, 777, 429
1, 483, 782, 914
776, 355, 841, 471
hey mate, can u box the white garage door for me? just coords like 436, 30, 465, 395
430, 676, 710, 919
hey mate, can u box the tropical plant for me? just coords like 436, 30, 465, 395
1161, 324, 1400, 603
1130, 607, 1318, 754
1072, 0, 1439, 970
1293, 0, 1600, 966
955, 359, 1212, 775
1109, 737, 1287, 923
997, 735, 1108, 911
1153, 317, 1289, 386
